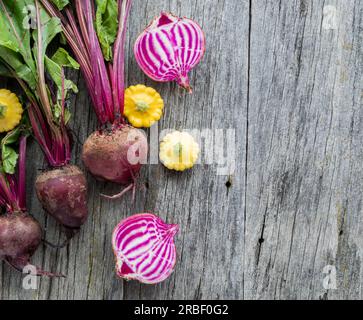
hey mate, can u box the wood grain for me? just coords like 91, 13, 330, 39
0, 0, 362, 300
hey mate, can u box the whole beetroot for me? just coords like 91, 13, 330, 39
0, 212, 41, 267
35, 165, 88, 230
0, 213, 40, 269
82, 126, 148, 199
0, 213, 64, 277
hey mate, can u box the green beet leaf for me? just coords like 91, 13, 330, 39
50, 0, 69, 10
1, 127, 21, 174
95, 0, 118, 61
0, 0, 37, 89
32, 15, 62, 61
51, 48, 80, 70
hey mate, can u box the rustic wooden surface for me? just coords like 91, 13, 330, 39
0, 0, 362, 300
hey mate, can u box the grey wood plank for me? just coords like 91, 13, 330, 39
245, 0, 363, 300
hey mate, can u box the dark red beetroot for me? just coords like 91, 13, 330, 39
0, 213, 64, 277
36, 165, 88, 230
82, 126, 148, 186
0, 213, 40, 270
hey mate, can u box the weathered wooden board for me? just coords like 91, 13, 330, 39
0, 0, 362, 300
244, 0, 363, 300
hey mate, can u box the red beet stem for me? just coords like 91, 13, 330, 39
0, 136, 28, 213
113, 0, 132, 119
18, 136, 27, 211
0, 174, 17, 212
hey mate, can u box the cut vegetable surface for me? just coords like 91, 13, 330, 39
134, 12, 206, 93
112, 213, 179, 284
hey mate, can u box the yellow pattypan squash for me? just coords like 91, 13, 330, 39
124, 85, 164, 128
0, 89, 23, 133
160, 131, 200, 171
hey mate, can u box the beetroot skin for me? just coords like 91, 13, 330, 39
0, 212, 41, 270
82, 126, 148, 185
35, 165, 88, 229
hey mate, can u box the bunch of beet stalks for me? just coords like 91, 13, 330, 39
0, 136, 63, 277
23, 1, 88, 241
40, 0, 148, 200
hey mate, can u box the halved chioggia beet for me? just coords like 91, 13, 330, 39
112, 213, 179, 284
40, 0, 149, 200
134, 12, 206, 93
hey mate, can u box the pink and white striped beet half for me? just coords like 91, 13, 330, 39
112, 213, 179, 284
134, 12, 206, 92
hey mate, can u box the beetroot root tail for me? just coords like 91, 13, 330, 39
34, 268, 66, 278
101, 183, 134, 200
5, 258, 65, 278
132, 183, 136, 203
42, 238, 70, 249
42, 228, 79, 249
